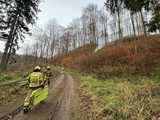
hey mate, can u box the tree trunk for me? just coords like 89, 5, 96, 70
104, 27, 108, 45
0, 15, 18, 71
92, 21, 97, 45
74, 35, 76, 48
51, 40, 55, 58
130, 13, 136, 36
117, 9, 123, 39
135, 13, 140, 36
140, 10, 147, 36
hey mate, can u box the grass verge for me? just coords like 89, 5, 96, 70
78, 73, 160, 120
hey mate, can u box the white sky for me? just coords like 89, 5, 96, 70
0, 0, 106, 53
37, 0, 105, 27
0, 41, 5, 52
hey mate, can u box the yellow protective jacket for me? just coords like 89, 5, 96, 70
27, 72, 44, 88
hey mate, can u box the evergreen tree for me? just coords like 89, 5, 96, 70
105, 0, 150, 36
0, 0, 40, 70
148, 0, 160, 32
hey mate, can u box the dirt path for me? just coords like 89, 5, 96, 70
54, 74, 81, 120
0, 73, 80, 120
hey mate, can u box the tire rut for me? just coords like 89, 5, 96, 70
52, 74, 74, 120
3, 74, 65, 120
0, 73, 78, 120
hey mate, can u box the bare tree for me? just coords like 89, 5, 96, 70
82, 4, 99, 45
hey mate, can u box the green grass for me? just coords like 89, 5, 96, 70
0, 72, 27, 105
0, 74, 14, 82
0, 71, 26, 84
151, 66, 160, 82
80, 74, 160, 120
0, 65, 61, 105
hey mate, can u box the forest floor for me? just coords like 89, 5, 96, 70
0, 71, 84, 120
0, 68, 160, 120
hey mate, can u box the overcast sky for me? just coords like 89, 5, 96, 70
0, 0, 106, 53
37, 0, 105, 27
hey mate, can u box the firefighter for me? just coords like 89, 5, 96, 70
44, 66, 52, 86
24, 66, 45, 108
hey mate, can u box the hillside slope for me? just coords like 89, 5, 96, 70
53, 35, 160, 78
53, 44, 96, 68
56, 35, 160, 120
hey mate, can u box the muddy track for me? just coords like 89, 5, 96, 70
0, 105, 23, 120
0, 73, 78, 120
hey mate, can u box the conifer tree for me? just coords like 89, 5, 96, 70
0, 0, 40, 70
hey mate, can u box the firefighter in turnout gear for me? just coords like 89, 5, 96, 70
24, 66, 45, 107
44, 66, 52, 86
